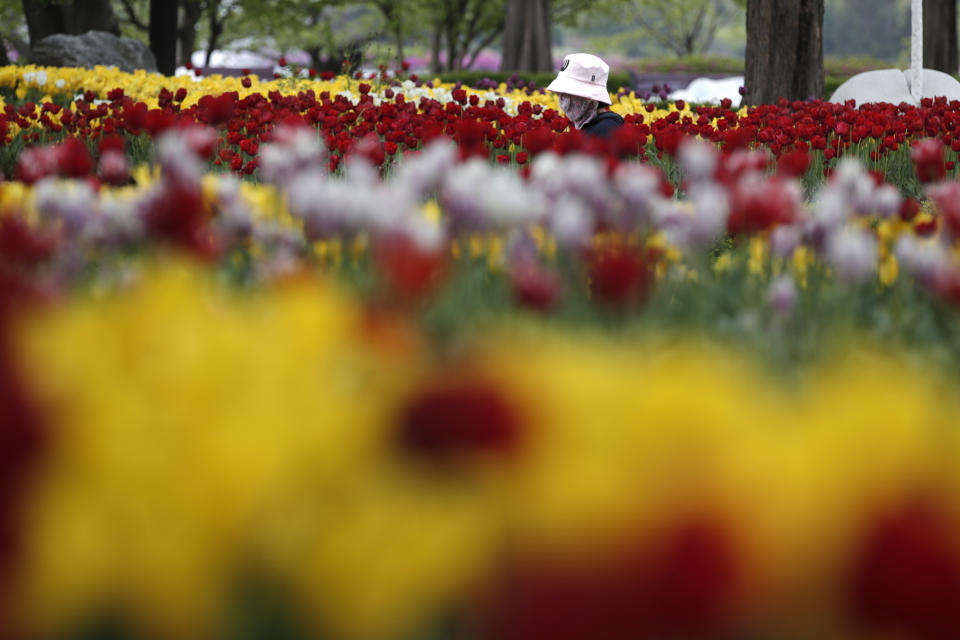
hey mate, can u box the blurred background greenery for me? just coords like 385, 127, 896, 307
0, 0, 935, 81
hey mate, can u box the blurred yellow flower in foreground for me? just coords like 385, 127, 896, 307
12, 259, 439, 639
7, 260, 960, 640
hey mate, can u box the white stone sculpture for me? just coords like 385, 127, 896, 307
667, 76, 745, 105
829, 0, 960, 105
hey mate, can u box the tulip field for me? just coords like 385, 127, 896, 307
3, 63, 960, 640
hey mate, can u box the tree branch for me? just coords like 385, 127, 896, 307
458, 1, 483, 65
687, 3, 708, 54
118, 0, 149, 31
464, 24, 502, 69
632, 10, 687, 56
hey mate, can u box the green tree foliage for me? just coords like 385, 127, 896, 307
822, 0, 910, 64
225, 0, 383, 70
417, 0, 506, 71
116, 0, 240, 66
366, 0, 414, 64
0, 0, 28, 63
598, 0, 744, 58
396, 0, 610, 72
0, 0, 921, 75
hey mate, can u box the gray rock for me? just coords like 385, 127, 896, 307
29, 30, 157, 73
830, 67, 960, 106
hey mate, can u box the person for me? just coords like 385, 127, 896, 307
546, 53, 624, 139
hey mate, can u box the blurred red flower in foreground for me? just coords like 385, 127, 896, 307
374, 233, 447, 301
0, 216, 57, 267
587, 244, 651, 307
727, 177, 798, 235
56, 137, 93, 178
144, 182, 217, 257
775, 149, 812, 178
926, 181, 960, 239
610, 125, 648, 158
354, 133, 386, 167
899, 197, 922, 222
912, 138, 947, 183
850, 499, 960, 640
397, 375, 522, 458
487, 517, 743, 640
510, 260, 563, 312
522, 126, 555, 156
0, 272, 47, 635
454, 119, 492, 160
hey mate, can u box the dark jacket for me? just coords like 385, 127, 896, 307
582, 110, 624, 138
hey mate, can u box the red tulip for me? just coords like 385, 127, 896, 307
510, 260, 562, 311
850, 499, 960, 640
912, 138, 946, 183
397, 375, 522, 458
374, 233, 447, 300
587, 244, 651, 307
486, 516, 742, 640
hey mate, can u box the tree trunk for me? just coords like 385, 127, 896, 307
22, 0, 67, 44
0, 38, 9, 66
308, 46, 327, 72
178, 0, 204, 68
745, 0, 824, 105
205, 0, 223, 68
374, 1, 405, 66
393, 23, 405, 65
150, 0, 179, 75
178, 25, 197, 69
923, 0, 958, 73
444, 12, 457, 70
501, 0, 553, 72
430, 18, 442, 73
23, 0, 120, 45
67, 0, 120, 34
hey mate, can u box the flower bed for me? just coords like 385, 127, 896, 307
3, 65, 960, 640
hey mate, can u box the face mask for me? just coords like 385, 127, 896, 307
558, 93, 599, 130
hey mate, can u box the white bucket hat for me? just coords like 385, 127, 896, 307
546, 53, 612, 105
